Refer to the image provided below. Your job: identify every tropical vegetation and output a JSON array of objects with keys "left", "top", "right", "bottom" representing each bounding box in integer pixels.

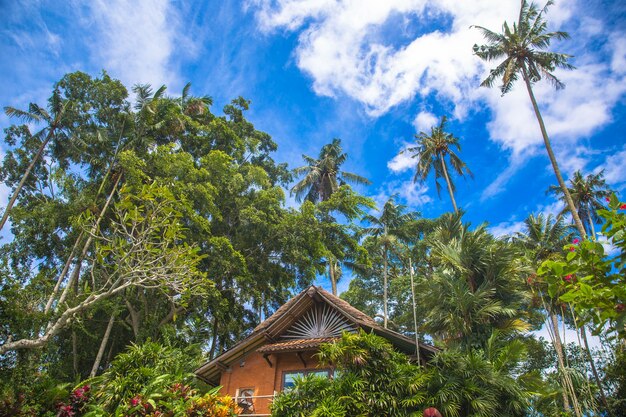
[{"left": 1, "top": 1, "right": 625, "bottom": 416}]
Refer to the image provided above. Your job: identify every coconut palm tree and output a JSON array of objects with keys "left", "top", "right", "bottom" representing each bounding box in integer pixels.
[
  {"left": 291, "top": 138, "right": 370, "bottom": 203},
  {"left": 549, "top": 170, "right": 613, "bottom": 239},
  {"left": 472, "top": 0, "right": 587, "bottom": 238},
  {"left": 291, "top": 139, "right": 371, "bottom": 295},
  {"left": 405, "top": 116, "right": 472, "bottom": 213},
  {"left": 1, "top": 90, "right": 70, "bottom": 232},
  {"left": 362, "top": 197, "right": 418, "bottom": 328}
]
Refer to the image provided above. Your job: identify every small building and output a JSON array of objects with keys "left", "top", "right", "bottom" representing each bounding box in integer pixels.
[{"left": 195, "top": 285, "right": 436, "bottom": 416}]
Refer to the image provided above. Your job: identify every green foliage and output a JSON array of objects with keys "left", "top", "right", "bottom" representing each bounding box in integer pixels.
[
  {"left": 272, "top": 331, "right": 428, "bottom": 417},
  {"left": 539, "top": 196, "right": 626, "bottom": 337}
]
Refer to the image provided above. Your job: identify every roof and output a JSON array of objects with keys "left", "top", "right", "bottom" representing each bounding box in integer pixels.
[
  {"left": 195, "top": 285, "right": 438, "bottom": 384},
  {"left": 256, "top": 337, "right": 338, "bottom": 354}
]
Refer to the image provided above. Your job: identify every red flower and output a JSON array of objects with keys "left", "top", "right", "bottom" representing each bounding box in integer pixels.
[
  {"left": 424, "top": 408, "right": 443, "bottom": 417},
  {"left": 606, "top": 197, "right": 611, "bottom": 202},
  {"left": 616, "top": 303, "right": 625, "bottom": 313},
  {"left": 620, "top": 204, "right": 626, "bottom": 210},
  {"left": 572, "top": 238, "right": 579, "bottom": 244},
  {"left": 130, "top": 396, "right": 141, "bottom": 407},
  {"left": 563, "top": 275, "right": 573, "bottom": 283},
  {"left": 569, "top": 246, "right": 575, "bottom": 252}
]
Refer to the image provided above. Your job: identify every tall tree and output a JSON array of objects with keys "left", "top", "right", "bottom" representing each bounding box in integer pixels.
[
  {"left": 513, "top": 214, "right": 584, "bottom": 415},
  {"left": 0, "top": 91, "right": 70, "bottom": 232},
  {"left": 405, "top": 116, "right": 472, "bottom": 213},
  {"left": 549, "top": 170, "right": 613, "bottom": 238},
  {"left": 362, "top": 197, "right": 418, "bottom": 328},
  {"left": 472, "top": 0, "right": 586, "bottom": 238},
  {"left": 291, "top": 138, "right": 371, "bottom": 295},
  {"left": 291, "top": 138, "right": 370, "bottom": 203}
]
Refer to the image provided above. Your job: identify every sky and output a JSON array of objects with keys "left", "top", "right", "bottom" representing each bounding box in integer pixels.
[{"left": 1, "top": 0, "right": 626, "bottom": 297}]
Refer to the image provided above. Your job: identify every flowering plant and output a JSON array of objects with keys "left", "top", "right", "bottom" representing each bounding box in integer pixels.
[{"left": 538, "top": 194, "right": 626, "bottom": 338}]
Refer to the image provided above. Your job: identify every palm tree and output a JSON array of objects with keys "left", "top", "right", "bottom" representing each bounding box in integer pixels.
[
  {"left": 291, "top": 139, "right": 370, "bottom": 295},
  {"left": 472, "top": 0, "right": 587, "bottom": 238},
  {"left": 1, "top": 90, "right": 70, "bottom": 232},
  {"left": 513, "top": 214, "right": 585, "bottom": 416},
  {"left": 420, "top": 220, "right": 528, "bottom": 347},
  {"left": 405, "top": 116, "right": 472, "bottom": 213},
  {"left": 549, "top": 170, "right": 613, "bottom": 239},
  {"left": 291, "top": 138, "right": 370, "bottom": 203},
  {"left": 362, "top": 197, "right": 418, "bottom": 328}
]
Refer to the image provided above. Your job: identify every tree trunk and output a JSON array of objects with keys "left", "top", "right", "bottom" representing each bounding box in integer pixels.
[
  {"left": 0, "top": 125, "right": 55, "bottom": 232},
  {"left": 581, "top": 325, "right": 611, "bottom": 415},
  {"left": 72, "top": 330, "right": 79, "bottom": 377},
  {"left": 587, "top": 211, "right": 596, "bottom": 240},
  {"left": 329, "top": 258, "right": 337, "bottom": 296},
  {"left": 439, "top": 152, "right": 458, "bottom": 213},
  {"left": 90, "top": 312, "right": 116, "bottom": 377},
  {"left": 44, "top": 231, "right": 84, "bottom": 314},
  {"left": 208, "top": 316, "right": 219, "bottom": 359},
  {"left": 55, "top": 173, "right": 122, "bottom": 312},
  {"left": 125, "top": 299, "right": 140, "bottom": 340},
  {"left": 409, "top": 258, "right": 421, "bottom": 365},
  {"left": 521, "top": 65, "right": 586, "bottom": 238},
  {"left": 549, "top": 308, "right": 571, "bottom": 412},
  {"left": 383, "top": 246, "right": 388, "bottom": 328}
]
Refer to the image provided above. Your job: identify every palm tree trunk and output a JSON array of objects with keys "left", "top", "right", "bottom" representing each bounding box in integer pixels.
[
  {"left": 439, "top": 152, "right": 458, "bottom": 213},
  {"left": 90, "top": 312, "right": 116, "bottom": 377},
  {"left": 383, "top": 246, "right": 389, "bottom": 328},
  {"left": 0, "top": 127, "right": 55, "bottom": 232},
  {"left": 580, "top": 325, "right": 611, "bottom": 415},
  {"left": 521, "top": 65, "right": 586, "bottom": 238},
  {"left": 409, "top": 258, "right": 421, "bottom": 365},
  {"left": 549, "top": 310, "right": 571, "bottom": 412},
  {"left": 587, "top": 211, "right": 596, "bottom": 240},
  {"left": 329, "top": 258, "right": 337, "bottom": 296}
]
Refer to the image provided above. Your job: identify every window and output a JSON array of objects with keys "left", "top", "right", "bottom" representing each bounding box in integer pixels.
[{"left": 282, "top": 369, "right": 332, "bottom": 390}]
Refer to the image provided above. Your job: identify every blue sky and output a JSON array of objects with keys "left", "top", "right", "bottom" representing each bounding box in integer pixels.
[{"left": 1, "top": 0, "right": 626, "bottom": 295}]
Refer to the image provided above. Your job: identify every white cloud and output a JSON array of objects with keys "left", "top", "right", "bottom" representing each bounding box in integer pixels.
[
  {"left": 387, "top": 145, "right": 415, "bottom": 173},
  {"left": 86, "top": 0, "right": 181, "bottom": 88},
  {"left": 489, "top": 220, "right": 524, "bottom": 238},
  {"left": 372, "top": 179, "right": 432, "bottom": 211},
  {"left": 249, "top": 0, "right": 626, "bottom": 199},
  {"left": 413, "top": 110, "right": 437, "bottom": 132},
  {"left": 598, "top": 146, "right": 626, "bottom": 187}
]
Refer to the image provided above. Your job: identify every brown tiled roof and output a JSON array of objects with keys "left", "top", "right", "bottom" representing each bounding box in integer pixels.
[
  {"left": 315, "top": 286, "right": 378, "bottom": 327},
  {"left": 257, "top": 337, "right": 339, "bottom": 354}
]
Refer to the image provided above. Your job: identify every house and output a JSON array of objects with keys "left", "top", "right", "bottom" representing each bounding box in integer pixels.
[{"left": 195, "top": 285, "right": 437, "bottom": 416}]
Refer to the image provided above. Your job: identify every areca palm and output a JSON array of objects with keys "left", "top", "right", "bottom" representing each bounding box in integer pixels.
[
  {"left": 420, "top": 222, "right": 528, "bottom": 347},
  {"left": 549, "top": 170, "right": 613, "bottom": 238},
  {"left": 405, "top": 116, "right": 472, "bottom": 213},
  {"left": 291, "top": 138, "right": 370, "bottom": 203},
  {"left": 513, "top": 214, "right": 586, "bottom": 415},
  {"left": 472, "top": 0, "right": 587, "bottom": 238},
  {"left": 362, "top": 197, "right": 418, "bottom": 328}
]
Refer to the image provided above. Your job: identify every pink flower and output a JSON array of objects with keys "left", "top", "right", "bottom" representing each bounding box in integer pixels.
[
  {"left": 572, "top": 238, "right": 579, "bottom": 244},
  {"left": 563, "top": 275, "right": 573, "bottom": 283},
  {"left": 606, "top": 197, "right": 611, "bottom": 202},
  {"left": 130, "top": 396, "right": 141, "bottom": 407}
]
